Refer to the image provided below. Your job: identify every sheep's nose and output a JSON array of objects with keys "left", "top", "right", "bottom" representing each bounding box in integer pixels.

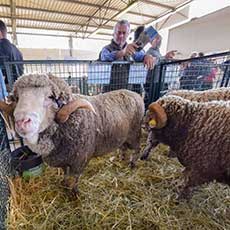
[{"left": 15, "top": 117, "right": 32, "bottom": 130}]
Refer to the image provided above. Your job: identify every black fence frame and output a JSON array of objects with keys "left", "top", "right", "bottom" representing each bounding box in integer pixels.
[
  {"left": 153, "top": 51, "right": 230, "bottom": 101},
  {"left": 3, "top": 51, "right": 230, "bottom": 102}
]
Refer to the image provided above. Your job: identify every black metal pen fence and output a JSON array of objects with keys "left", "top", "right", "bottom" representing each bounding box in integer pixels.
[
  {"left": 3, "top": 51, "right": 230, "bottom": 106},
  {"left": 4, "top": 60, "right": 149, "bottom": 96},
  {"left": 155, "top": 51, "right": 230, "bottom": 100}
]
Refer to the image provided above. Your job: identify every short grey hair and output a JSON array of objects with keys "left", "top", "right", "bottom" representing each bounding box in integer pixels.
[{"left": 114, "top": 20, "right": 130, "bottom": 33}]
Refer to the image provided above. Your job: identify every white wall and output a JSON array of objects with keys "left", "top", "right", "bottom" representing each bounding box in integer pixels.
[
  {"left": 20, "top": 48, "right": 99, "bottom": 60},
  {"left": 167, "top": 6, "right": 230, "bottom": 58},
  {"left": 17, "top": 35, "right": 108, "bottom": 60}
]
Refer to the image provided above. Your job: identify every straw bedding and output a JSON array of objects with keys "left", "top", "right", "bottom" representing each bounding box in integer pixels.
[{"left": 7, "top": 144, "right": 230, "bottom": 229}]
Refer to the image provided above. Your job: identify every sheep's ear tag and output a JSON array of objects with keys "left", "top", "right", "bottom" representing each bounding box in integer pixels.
[{"left": 149, "top": 119, "right": 157, "bottom": 128}]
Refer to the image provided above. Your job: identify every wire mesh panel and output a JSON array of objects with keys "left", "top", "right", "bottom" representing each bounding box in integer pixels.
[
  {"left": 0, "top": 67, "right": 11, "bottom": 230},
  {"left": 158, "top": 52, "right": 230, "bottom": 98},
  {"left": 4, "top": 60, "right": 149, "bottom": 97},
  {"left": 0, "top": 114, "right": 11, "bottom": 230},
  {"left": 3, "top": 53, "right": 230, "bottom": 103}
]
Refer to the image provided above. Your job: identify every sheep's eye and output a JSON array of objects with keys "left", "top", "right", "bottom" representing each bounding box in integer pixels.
[{"left": 44, "top": 96, "right": 55, "bottom": 107}]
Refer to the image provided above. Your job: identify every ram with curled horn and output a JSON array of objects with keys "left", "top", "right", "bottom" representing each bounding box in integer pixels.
[
  {"left": 141, "top": 95, "right": 230, "bottom": 199},
  {"left": 5, "top": 73, "right": 144, "bottom": 193}
]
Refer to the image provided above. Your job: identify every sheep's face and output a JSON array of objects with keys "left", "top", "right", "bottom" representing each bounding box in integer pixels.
[{"left": 14, "top": 86, "right": 58, "bottom": 144}]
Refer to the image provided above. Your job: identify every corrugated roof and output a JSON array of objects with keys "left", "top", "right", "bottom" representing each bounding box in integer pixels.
[{"left": 0, "top": 0, "right": 193, "bottom": 40}]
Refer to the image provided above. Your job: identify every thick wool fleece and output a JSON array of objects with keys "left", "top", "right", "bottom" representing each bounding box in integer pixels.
[
  {"left": 13, "top": 74, "right": 145, "bottom": 181},
  {"left": 13, "top": 73, "right": 72, "bottom": 103},
  {"left": 145, "top": 95, "right": 230, "bottom": 196},
  {"left": 167, "top": 87, "right": 230, "bottom": 102},
  {"left": 40, "top": 90, "right": 145, "bottom": 176}
]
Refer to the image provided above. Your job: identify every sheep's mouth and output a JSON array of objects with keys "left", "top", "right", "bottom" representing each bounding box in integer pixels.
[{"left": 15, "top": 117, "right": 41, "bottom": 139}]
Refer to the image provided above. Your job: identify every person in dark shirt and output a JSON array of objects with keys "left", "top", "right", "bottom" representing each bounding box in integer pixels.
[
  {"left": 0, "top": 20, "right": 24, "bottom": 84},
  {"left": 180, "top": 52, "right": 213, "bottom": 90},
  {"left": 99, "top": 20, "right": 155, "bottom": 92},
  {"left": 99, "top": 20, "right": 154, "bottom": 66}
]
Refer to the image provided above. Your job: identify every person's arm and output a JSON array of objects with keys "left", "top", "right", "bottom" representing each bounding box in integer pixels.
[
  {"left": 133, "top": 50, "right": 155, "bottom": 70},
  {"left": 133, "top": 49, "right": 145, "bottom": 62},
  {"left": 100, "top": 43, "right": 139, "bottom": 61},
  {"left": 146, "top": 48, "right": 161, "bottom": 64},
  {"left": 0, "top": 69, "right": 8, "bottom": 99},
  {"left": 100, "top": 47, "right": 117, "bottom": 61}
]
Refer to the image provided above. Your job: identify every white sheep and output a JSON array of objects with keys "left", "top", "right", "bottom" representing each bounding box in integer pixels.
[{"left": 0, "top": 74, "right": 145, "bottom": 193}]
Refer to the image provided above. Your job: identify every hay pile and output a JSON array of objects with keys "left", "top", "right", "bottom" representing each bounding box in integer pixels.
[{"left": 8, "top": 144, "right": 230, "bottom": 229}]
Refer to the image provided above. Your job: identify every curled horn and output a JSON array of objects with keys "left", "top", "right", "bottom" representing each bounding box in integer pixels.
[
  {"left": 147, "top": 102, "right": 167, "bottom": 129},
  {"left": 56, "top": 99, "right": 96, "bottom": 123}
]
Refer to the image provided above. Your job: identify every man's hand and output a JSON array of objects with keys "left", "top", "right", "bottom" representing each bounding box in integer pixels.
[
  {"left": 116, "top": 43, "right": 139, "bottom": 59},
  {"left": 165, "top": 50, "right": 177, "bottom": 59},
  {"left": 123, "top": 43, "right": 139, "bottom": 56},
  {"left": 144, "top": 55, "right": 156, "bottom": 70}
]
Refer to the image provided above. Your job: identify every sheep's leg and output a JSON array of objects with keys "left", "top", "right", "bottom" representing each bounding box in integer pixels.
[
  {"left": 177, "top": 168, "right": 195, "bottom": 200},
  {"left": 215, "top": 171, "right": 230, "bottom": 185},
  {"left": 62, "top": 166, "right": 78, "bottom": 191},
  {"left": 178, "top": 167, "right": 208, "bottom": 200},
  {"left": 168, "top": 149, "right": 177, "bottom": 158},
  {"left": 70, "top": 158, "right": 90, "bottom": 195},
  {"left": 71, "top": 176, "right": 80, "bottom": 195},
  {"left": 128, "top": 129, "right": 142, "bottom": 168},
  {"left": 62, "top": 166, "right": 71, "bottom": 188},
  {"left": 129, "top": 145, "right": 141, "bottom": 168},
  {"left": 225, "top": 174, "right": 230, "bottom": 185},
  {"left": 141, "top": 132, "right": 159, "bottom": 160},
  {"left": 61, "top": 166, "right": 81, "bottom": 195},
  {"left": 119, "top": 144, "right": 128, "bottom": 161},
  {"left": 177, "top": 184, "right": 194, "bottom": 200}
]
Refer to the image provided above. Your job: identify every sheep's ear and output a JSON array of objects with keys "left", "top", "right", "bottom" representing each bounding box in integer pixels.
[
  {"left": 147, "top": 102, "right": 167, "bottom": 129},
  {"left": 56, "top": 99, "right": 96, "bottom": 123},
  {"left": 7, "top": 94, "right": 17, "bottom": 102},
  {"left": 0, "top": 100, "right": 16, "bottom": 116}
]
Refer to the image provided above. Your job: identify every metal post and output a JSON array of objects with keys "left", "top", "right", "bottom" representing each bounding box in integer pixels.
[
  {"left": 82, "top": 76, "right": 88, "bottom": 95},
  {"left": 220, "top": 64, "right": 230, "bottom": 87},
  {"left": 148, "top": 63, "right": 164, "bottom": 103},
  {"left": 68, "top": 36, "right": 73, "bottom": 58},
  {"left": 10, "top": 0, "right": 18, "bottom": 46}
]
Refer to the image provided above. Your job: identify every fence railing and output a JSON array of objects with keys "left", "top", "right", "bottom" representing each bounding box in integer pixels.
[
  {"left": 4, "top": 60, "right": 147, "bottom": 93},
  {"left": 155, "top": 51, "right": 230, "bottom": 99},
  {"left": 3, "top": 51, "right": 230, "bottom": 104}
]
